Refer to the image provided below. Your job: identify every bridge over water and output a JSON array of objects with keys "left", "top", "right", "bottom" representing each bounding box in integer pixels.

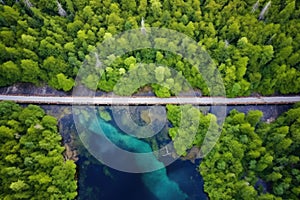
[{"left": 0, "top": 95, "right": 299, "bottom": 105}]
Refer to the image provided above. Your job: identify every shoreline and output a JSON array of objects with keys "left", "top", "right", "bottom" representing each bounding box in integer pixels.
[{"left": 1, "top": 82, "right": 300, "bottom": 98}]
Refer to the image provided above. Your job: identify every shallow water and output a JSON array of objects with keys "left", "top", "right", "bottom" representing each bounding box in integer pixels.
[
  {"left": 40, "top": 104, "right": 293, "bottom": 200},
  {"left": 74, "top": 109, "right": 206, "bottom": 200}
]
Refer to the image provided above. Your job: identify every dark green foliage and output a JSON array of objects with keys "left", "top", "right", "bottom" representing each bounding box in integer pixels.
[
  {"left": 197, "top": 106, "right": 300, "bottom": 200},
  {"left": 0, "top": 61, "right": 21, "bottom": 86},
  {"left": 166, "top": 104, "right": 218, "bottom": 156},
  {"left": 0, "top": 101, "right": 77, "bottom": 199},
  {"left": 167, "top": 104, "right": 300, "bottom": 199},
  {"left": 0, "top": 0, "right": 299, "bottom": 96}
]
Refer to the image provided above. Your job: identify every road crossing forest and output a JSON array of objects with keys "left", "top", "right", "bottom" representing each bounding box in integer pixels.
[{"left": 0, "top": 95, "right": 300, "bottom": 105}]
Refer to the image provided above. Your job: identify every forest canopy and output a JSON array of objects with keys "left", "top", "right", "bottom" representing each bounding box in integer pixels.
[
  {"left": 167, "top": 104, "right": 300, "bottom": 199},
  {"left": 0, "top": 101, "right": 77, "bottom": 199},
  {"left": 0, "top": 0, "right": 299, "bottom": 96}
]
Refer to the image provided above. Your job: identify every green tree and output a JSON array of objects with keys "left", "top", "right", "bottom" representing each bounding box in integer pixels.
[
  {"left": 42, "top": 56, "right": 68, "bottom": 78},
  {"left": 56, "top": 73, "right": 74, "bottom": 92},
  {"left": 0, "top": 102, "right": 77, "bottom": 199},
  {"left": 20, "top": 59, "right": 40, "bottom": 84},
  {"left": 21, "top": 34, "right": 39, "bottom": 50},
  {"left": 246, "top": 110, "right": 263, "bottom": 127},
  {"left": 0, "top": 61, "right": 21, "bottom": 86}
]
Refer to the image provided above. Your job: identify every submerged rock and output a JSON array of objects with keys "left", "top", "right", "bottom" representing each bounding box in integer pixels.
[
  {"left": 64, "top": 143, "right": 79, "bottom": 162},
  {"left": 182, "top": 146, "right": 201, "bottom": 164}
]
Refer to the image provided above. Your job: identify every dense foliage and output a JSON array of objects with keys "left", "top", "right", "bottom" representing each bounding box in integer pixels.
[
  {"left": 0, "top": 101, "right": 77, "bottom": 199},
  {"left": 166, "top": 104, "right": 218, "bottom": 156},
  {"left": 168, "top": 104, "right": 300, "bottom": 199},
  {"left": 0, "top": 0, "right": 299, "bottom": 96}
]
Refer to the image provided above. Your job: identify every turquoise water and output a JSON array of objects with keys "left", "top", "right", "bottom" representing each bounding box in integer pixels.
[
  {"left": 87, "top": 116, "right": 188, "bottom": 200},
  {"left": 75, "top": 110, "right": 207, "bottom": 200}
]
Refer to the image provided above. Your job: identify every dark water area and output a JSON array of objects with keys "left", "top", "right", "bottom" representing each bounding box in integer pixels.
[
  {"left": 76, "top": 109, "right": 201, "bottom": 200},
  {"left": 167, "top": 160, "right": 207, "bottom": 200},
  {"left": 36, "top": 104, "right": 295, "bottom": 200},
  {"left": 77, "top": 159, "right": 157, "bottom": 200},
  {"left": 40, "top": 105, "right": 207, "bottom": 200},
  {"left": 77, "top": 158, "right": 206, "bottom": 200}
]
